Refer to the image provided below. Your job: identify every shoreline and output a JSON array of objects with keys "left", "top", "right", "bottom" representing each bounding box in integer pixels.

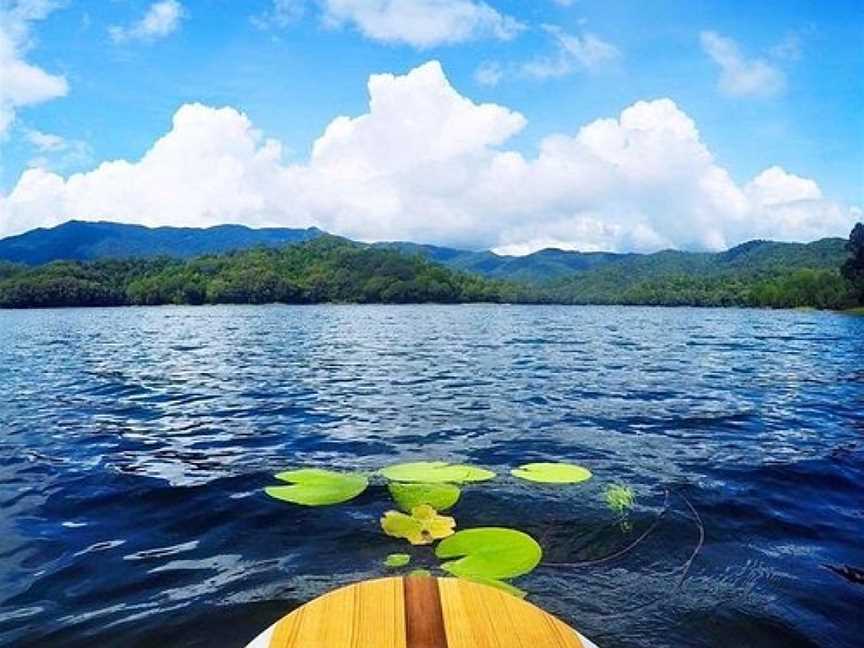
[{"left": 2, "top": 302, "right": 862, "bottom": 313}]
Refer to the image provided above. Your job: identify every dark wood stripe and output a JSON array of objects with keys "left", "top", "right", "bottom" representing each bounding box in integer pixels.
[{"left": 404, "top": 576, "right": 448, "bottom": 648}]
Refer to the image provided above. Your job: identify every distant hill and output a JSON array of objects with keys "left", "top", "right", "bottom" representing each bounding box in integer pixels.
[
  {"left": 0, "top": 220, "right": 849, "bottom": 286},
  {"left": 374, "top": 241, "right": 628, "bottom": 282},
  {"left": 0, "top": 235, "right": 856, "bottom": 310},
  {"left": 537, "top": 237, "right": 852, "bottom": 307},
  {"left": 0, "top": 220, "right": 322, "bottom": 265},
  {"left": 379, "top": 237, "right": 848, "bottom": 284}
]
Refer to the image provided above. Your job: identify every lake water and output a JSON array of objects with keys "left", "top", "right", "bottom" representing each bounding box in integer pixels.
[{"left": 0, "top": 305, "right": 862, "bottom": 647}]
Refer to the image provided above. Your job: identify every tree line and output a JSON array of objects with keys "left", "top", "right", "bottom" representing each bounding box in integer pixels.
[
  {"left": 0, "top": 237, "right": 529, "bottom": 308},
  {"left": 0, "top": 225, "right": 862, "bottom": 310}
]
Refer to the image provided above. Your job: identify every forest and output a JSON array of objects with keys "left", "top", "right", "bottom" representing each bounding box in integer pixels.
[{"left": 0, "top": 225, "right": 862, "bottom": 310}]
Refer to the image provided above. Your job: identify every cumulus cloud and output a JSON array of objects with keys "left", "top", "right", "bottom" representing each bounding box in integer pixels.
[
  {"left": 319, "top": 0, "right": 523, "bottom": 48},
  {"left": 700, "top": 30, "right": 785, "bottom": 97},
  {"left": 0, "top": 0, "right": 68, "bottom": 136},
  {"left": 0, "top": 61, "right": 858, "bottom": 253},
  {"left": 109, "top": 0, "right": 185, "bottom": 44}
]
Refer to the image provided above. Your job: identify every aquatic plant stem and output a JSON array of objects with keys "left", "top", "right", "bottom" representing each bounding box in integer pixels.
[
  {"left": 540, "top": 489, "right": 670, "bottom": 568},
  {"left": 673, "top": 489, "right": 705, "bottom": 591},
  {"left": 562, "top": 489, "right": 705, "bottom": 620}
]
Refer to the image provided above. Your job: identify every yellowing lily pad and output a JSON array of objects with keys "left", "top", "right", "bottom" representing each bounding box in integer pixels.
[
  {"left": 435, "top": 527, "right": 542, "bottom": 580},
  {"left": 380, "top": 462, "right": 495, "bottom": 484},
  {"left": 264, "top": 468, "right": 368, "bottom": 506},
  {"left": 384, "top": 553, "right": 411, "bottom": 568},
  {"left": 389, "top": 482, "right": 461, "bottom": 512},
  {"left": 380, "top": 505, "right": 456, "bottom": 545},
  {"left": 511, "top": 462, "right": 592, "bottom": 484}
]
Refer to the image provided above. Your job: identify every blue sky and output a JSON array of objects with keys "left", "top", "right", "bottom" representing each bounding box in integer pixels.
[{"left": 0, "top": 0, "right": 861, "bottom": 253}]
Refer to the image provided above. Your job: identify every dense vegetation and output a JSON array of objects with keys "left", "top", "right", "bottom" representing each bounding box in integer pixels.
[
  {"left": 0, "top": 237, "right": 522, "bottom": 308},
  {"left": 0, "top": 225, "right": 861, "bottom": 310},
  {"left": 2, "top": 220, "right": 851, "bottom": 284},
  {"left": 384, "top": 236, "right": 852, "bottom": 284},
  {"left": 542, "top": 237, "right": 859, "bottom": 309},
  {"left": 841, "top": 223, "right": 864, "bottom": 304}
]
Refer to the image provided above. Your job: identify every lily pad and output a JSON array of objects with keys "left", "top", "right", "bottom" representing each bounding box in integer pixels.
[
  {"left": 384, "top": 553, "right": 411, "bottom": 568},
  {"left": 511, "top": 462, "right": 592, "bottom": 484},
  {"left": 435, "top": 527, "right": 542, "bottom": 580},
  {"left": 409, "top": 569, "right": 432, "bottom": 577},
  {"left": 381, "top": 505, "right": 456, "bottom": 545},
  {"left": 461, "top": 576, "right": 526, "bottom": 599},
  {"left": 389, "top": 482, "right": 461, "bottom": 512},
  {"left": 605, "top": 483, "right": 635, "bottom": 513},
  {"left": 264, "top": 468, "right": 368, "bottom": 506},
  {"left": 380, "top": 462, "right": 495, "bottom": 484}
]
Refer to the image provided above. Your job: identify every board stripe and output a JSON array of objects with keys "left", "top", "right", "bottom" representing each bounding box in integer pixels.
[{"left": 404, "top": 576, "right": 448, "bottom": 648}]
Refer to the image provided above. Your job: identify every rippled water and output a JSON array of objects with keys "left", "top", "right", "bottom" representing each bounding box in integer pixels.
[{"left": 0, "top": 305, "right": 862, "bottom": 647}]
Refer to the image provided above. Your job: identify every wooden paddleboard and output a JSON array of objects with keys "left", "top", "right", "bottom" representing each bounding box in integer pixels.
[{"left": 247, "top": 576, "right": 598, "bottom": 648}]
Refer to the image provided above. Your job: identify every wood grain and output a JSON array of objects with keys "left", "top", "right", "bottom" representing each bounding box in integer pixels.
[
  {"left": 404, "top": 576, "right": 448, "bottom": 648},
  {"left": 258, "top": 576, "right": 593, "bottom": 648}
]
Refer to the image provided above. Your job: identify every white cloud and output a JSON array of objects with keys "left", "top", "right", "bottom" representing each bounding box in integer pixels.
[
  {"left": 251, "top": 0, "right": 305, "bottom": 30},
  {"left": 24, "top": 128, "right": 92, "bottom": 171},
  {"left": 745, "top": 166, "right": 821, "bottom": 206},
  {"left": 109, "top": 0, "right": 185, "bottom": 44},
  {"left": 474, "top": 25, "right": 619, "bottom": 87},
  {"left": 0, "top": 0, "right": 68, "bottom": 136},
  {"left": 1, "top": 60, "right": 858, "bottom": 253},
  {"left": 521, "top": 24, "right": 619, "bottom": 79},
  {"left": 700, "top": 30, "right": 785, "bottom": 97},
  {"left": 473, "top": 60, "right": 503, "bottom": 86},
  {"left": 319, "top": 0, "right": 523, "bottom": 48},
  {"left": 24, "top": 127, "right": 64, "bottom": 150}
]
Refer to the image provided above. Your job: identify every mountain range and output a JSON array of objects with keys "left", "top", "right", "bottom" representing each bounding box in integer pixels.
[{"left": 0, "top": 220, "right": 848, "bottom": 284}]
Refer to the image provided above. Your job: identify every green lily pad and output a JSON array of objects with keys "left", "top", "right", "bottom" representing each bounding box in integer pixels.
[
  {"left": 381, "top": 505, "right": 456, "bottom": 545},
  {"left": 461, "top": 576, "right": 527, "bottom": 599},
  {"left": 264, "top": 468, "right": 368, "bottom": 506},
  {"left": 389, "top": 482, "right": 461, "bottom": 512},
  {"left": 409, "top": 569, "right": 432, "bottom": 577},
  {"left": 380, "top": 461, "right": 495, "bottom": 484},
  {"left": 384, "top": 553, "right": 411, "bottom": 568},
  {"left": 605, "top": 483, "right": 635, "bottom": 513},
  {"left": 511, "top": 462, "right": 592, "bottom": 484},
  {"left": 435, "top": 527, "right": 542, "bottom": 580}
]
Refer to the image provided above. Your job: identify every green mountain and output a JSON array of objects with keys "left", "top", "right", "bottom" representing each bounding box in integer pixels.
[
  {"left": 0, "top": 220, "right": 857, "bottom": 310},
  {"left": 543, "top": 238, "right": 852, "bottom": 308},
  {"left": 374, "top": 241, "right": 627, "bottom": 282},
  {"left": 0, "top": 236, "right": 514, "bottom": 309},
  {"left": 0, "top": 234, "right": 857, "bottom": 310},
  {"left": 0, "top": 221, "right": 849, "bottom": 286},
  {"left": 380, "top": 237, "right": 849, "bottom": 290},
  {"left": 0, "top": 220, "right": 322, "bottom": 265}
]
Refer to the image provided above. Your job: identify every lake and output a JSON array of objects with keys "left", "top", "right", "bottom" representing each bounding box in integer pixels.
[{"left": 0, "top": 305, "right": 861, "bottom": 647}]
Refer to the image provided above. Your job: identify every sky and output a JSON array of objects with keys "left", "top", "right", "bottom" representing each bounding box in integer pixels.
[{"left": 0, "top": 0, "right": 861, "bottom": 254}]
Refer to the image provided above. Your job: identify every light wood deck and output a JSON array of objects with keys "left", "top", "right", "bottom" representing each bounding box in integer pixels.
[{"left": 247, "top": 576, "right": 598, "bottom": 648}]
